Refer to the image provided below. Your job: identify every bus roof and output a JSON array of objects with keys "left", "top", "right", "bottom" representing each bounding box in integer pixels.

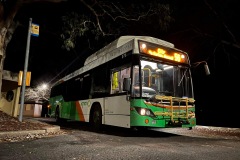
[
  {"left": 84, "top": 36, "right": 174, "bottom": 65},
  {"left": 56, "top": 36, "right": 175, "bottom": 84}
]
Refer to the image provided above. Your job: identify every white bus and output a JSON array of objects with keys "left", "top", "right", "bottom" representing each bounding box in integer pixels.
[{"left": 49, "top": 36, "right": 200, "bottom": 130}]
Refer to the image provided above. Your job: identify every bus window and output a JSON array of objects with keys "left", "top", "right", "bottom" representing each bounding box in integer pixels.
[
  {"left": 111, "top": 67, "right": 131, "bottom": 94},
  {"left": 111, "top": 71, "right": 119, "bottom": 94},
  {"left": 81, "top": 74, "right": 91, "bottom": 99},
  {"left": 120, "top": 67, "right": 131, "bottom": 92},
  {"left": 133, "top": 66, "right": 140, "bottom": 86},
  {"left": 91, "top": 65, "right": 109, "bottom": 98},
  {"left": 143, "top": 67, "right": 151, "bottom": 87}
]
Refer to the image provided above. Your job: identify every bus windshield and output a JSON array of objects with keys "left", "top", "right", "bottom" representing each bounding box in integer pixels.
[{"left": 132, "top": 60, "right": 194, "bottom": 99}]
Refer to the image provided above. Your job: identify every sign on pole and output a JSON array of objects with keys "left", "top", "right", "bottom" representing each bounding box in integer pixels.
[
  {"left": 31, "top": 23, "right": 39, "bottom": 37},
  {"left": 19, "top": 19, "right": 39, "bottom": 122},
  {"left": 18, "top": 71, "right": 31, "bottom": 86}
]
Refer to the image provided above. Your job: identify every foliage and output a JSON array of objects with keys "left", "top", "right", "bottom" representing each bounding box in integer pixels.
[
  {"left": 24, "top": 83, "right": 50, "bottom": 103},
  {"left": 60, "top": 0, "right": 173, "bottom": 51}
]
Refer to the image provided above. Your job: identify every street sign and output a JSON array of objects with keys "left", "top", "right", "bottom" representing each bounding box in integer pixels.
[
  {"left": 31, "top": 23, "right": 39, "bottom": 37},
  {"left": 18, "top": 71, "right": 31, "bottom": 86}
]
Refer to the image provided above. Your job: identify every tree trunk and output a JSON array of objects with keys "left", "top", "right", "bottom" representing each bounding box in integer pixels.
[
  {"left": 0, "top": 21, "right": 20, "bottom": 99},
  {"left": 0, "top": 0, "right": 20, "bottom": 99},
  {"left": 0, "top": 26, "right": 8, "bottom": 99}
]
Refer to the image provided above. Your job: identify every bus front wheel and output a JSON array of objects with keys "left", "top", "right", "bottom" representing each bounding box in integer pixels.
[{"left": 90, "top": 105, "right": 102, "bottom": 131}]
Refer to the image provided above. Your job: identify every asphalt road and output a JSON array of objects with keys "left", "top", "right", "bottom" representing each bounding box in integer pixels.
[{"left": 0, "top": 119, "right": 240, "bottom": 160}]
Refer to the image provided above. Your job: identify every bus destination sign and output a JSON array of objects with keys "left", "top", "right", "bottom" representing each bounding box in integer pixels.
[{"left": 139, "top": 41, "right": 188, "bottom": 64}]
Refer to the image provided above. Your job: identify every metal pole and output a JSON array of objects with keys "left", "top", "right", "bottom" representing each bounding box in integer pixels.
[{"left": 19, "top": 18, "right": 32, "bottom": 122}]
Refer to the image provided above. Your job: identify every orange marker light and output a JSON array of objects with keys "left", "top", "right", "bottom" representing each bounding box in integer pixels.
[{"left": 145, "top": 119, "right": 149, "bottom": 124}]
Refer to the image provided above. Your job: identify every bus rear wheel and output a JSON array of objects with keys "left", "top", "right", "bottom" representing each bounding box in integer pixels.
[{"left": 90, "top": 105, "right": 102, "bottom": 131}]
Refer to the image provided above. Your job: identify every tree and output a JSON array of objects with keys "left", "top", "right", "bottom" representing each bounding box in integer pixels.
[
  {"left": 24, "top": 83, "right": 50, "bottom": 102},
  {"left": 0, "top": 0, "right": 173, "bottom": 99},
  {"left": 0, "top": 0, "right": 20, "bottom": 99},
  {"left": 61, "top": 0, "right": 173, "bottom": 51}
]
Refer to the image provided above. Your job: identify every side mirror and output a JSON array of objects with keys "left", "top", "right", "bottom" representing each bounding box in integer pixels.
[
  {"left": 157, "top": 63, "right": 164, "bottom": 70},
  {"left": 192, "top": 61, "right": 210, "bottom": 75},
  {"left": 204, "top": 63, "right": 210, "bottom": 75},
  {"left": 123, "top": 78, "right": 131, "bottom": 92}
]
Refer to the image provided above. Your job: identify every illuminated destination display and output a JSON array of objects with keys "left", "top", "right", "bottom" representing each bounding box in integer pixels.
[{"left": 139, "top": 41, "right": 188, "bottom": 64}]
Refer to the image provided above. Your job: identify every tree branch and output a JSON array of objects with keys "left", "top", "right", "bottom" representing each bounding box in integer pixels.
[{"left": 204, "top": 0, "right": 237, "bottom": 43}]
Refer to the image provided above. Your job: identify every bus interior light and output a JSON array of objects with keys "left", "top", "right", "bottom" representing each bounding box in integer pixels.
[
  {"left": 141, "top": 43, "right": 147, "bottom": 49},
  {"left": 163, "top": 66, "right": 173, "bottom": 70}
]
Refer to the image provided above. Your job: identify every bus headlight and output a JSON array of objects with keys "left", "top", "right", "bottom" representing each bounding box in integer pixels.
[{"left": 135, "top": 107, "right": 155, "bottom": 117}]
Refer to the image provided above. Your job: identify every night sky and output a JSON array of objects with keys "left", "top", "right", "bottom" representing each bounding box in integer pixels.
[
  {"left": 5, "top": 2, "right": 72, "bottom": 86},
  {"left": 3, "top": 0, "right": 240, "bottom": 127}
]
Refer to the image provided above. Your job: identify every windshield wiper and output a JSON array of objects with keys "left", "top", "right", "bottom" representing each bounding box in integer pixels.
[
  {"left": 178, "top": 68, "right": 188, "bottom": 86},
  {"left": 158, "top": 91, "right": 173, "bottom": 96}
]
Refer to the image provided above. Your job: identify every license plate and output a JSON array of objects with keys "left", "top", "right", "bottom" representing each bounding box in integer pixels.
[{"left": 152, "top": 120, "right": 156, "bottom": 124}]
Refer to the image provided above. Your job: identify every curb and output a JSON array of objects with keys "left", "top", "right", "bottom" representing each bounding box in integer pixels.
[
  {"left": 0, "top": 125, "right": 60, "bottom": 138},
  {"left": 195, "top": 125, "right": 240, "bottom": 133},
  {"left": 43, "top": 126, "right": 61, "bottom": 133}
]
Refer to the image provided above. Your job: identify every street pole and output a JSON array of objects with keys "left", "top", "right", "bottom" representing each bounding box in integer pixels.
[{"left": 19, "top": 18, "right": 32, "bottom": 122}]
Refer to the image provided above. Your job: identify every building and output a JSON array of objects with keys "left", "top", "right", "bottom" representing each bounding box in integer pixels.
[{"left": 0, "top": 70, "right": 43, "bottom": 118}]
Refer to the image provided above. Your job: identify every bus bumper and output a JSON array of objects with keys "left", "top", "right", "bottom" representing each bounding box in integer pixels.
[{"left": 131, "top": 116, "right": 196, "bottom": 128}]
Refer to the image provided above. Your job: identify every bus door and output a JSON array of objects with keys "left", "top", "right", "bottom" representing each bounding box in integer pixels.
[{"left": 104, "top": 67, "right": 131, "bottom": 128}]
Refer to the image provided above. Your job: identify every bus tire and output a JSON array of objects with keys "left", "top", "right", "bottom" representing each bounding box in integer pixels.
[{"left": 90, "top": 105, "right": 102, "bottom": 131}]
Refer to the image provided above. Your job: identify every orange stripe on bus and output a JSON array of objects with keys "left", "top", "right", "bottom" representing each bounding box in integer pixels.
[{"left": 76, "top": 101, "right": 85, "bottom": 122}]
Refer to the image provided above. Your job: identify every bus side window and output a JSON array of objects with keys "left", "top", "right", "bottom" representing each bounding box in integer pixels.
[
  {"left": 120, "top": 67, "right": 131, "bottom": 92},
  {"left": 91, "top": 65, "right": 109, "bottom": 98},
  {"left": 111, "top": 67, "right": 131, "bottom": 94},
  {"left": 111, "top": 71, "right": 119, "bottom": 94}
]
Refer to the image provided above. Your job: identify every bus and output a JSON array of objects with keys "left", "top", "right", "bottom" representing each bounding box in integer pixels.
[{"left": 49, "top": 36, "right": 206, "bottom": 131}]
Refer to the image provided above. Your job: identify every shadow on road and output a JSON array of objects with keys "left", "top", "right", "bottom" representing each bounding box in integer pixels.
[{"left": 36, "top": 117, "right": 182, "bottom": 138}]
